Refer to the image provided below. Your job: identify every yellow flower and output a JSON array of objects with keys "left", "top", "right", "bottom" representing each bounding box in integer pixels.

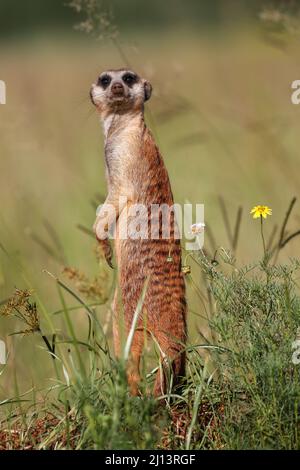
[
  {"left": 182, "top": 265, "right": 191, "bottom": 275},
  {"left": 250, "top": 205, "right": 272, "bottom": 219}
]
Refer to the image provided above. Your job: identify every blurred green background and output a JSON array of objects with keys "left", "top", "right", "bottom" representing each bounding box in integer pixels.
[
  {"left": 1, "top": 0, "right": 300, "bottom": 398},
  {"left": 0, "top": 0, "right": 261, "bottom": 38}
]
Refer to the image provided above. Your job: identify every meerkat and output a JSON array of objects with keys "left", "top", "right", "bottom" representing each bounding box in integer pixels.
[{"left": 90, "top": 69, "right": 187, "bottom": 397}]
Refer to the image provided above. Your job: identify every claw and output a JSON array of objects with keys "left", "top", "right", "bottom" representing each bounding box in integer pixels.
[
  {"left": 98, "top": 238, "right": 114, "bottom": 269},
  {"left": 106, "top": 256, "right": 114, "bottom": 269}
]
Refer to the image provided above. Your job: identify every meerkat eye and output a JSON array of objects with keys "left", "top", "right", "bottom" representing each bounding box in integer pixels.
[
  {"left": 99, "top": 75, "right": 111, "bottom": 88},
  {"left": 122, "top": 73, "right": 137, "bottom": 85}
]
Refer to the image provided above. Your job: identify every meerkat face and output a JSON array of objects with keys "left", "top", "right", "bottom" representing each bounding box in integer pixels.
[{"left": 90, "top": 69, "right": 152, "bottom": 116}]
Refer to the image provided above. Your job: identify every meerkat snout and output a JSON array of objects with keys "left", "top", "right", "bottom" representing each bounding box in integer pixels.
[
  {"left": 111, "top": 81, "right": 125, "bottom": 96},
  {"left": 90, "top": 68, "right": 152, "bottom": 115}
]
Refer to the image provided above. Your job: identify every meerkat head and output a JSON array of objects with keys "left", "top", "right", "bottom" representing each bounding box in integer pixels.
[{"left": 90, "top": 69, "right": 152, "bottom": 117}]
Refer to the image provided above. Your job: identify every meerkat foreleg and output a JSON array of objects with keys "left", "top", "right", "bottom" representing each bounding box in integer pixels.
[{"left": 93, "top": 193, "right": 127, "bottom": 268}]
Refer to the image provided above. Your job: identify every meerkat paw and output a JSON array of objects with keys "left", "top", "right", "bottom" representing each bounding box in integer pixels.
[{"left": 100, "top": 239, "right": 114, "bottom": 269}]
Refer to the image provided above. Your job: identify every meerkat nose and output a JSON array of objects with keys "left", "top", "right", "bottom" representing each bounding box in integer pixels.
[{"left": 111, "top": 82, "right": 124, "bottom": 94}]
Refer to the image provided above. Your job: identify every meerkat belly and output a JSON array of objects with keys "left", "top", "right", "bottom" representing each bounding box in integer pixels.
[
  {"left": 115, "top": 201, "right": 180, "bottom": 270},
  {"left": 115, "top": 215, "right": 184, "bottom": 324}
]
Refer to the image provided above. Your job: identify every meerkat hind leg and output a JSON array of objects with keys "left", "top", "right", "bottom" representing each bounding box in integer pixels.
[
  {"left": 153, "top": 331, "right": 185, "bottom": 398},
  {"left": 112, "top": 290, "right": 145, "bottom": 395},
  {"left": 112, "top": 288, "right": 121, "bottom": 358},
  {"left": 127, "top": 330, "right": 145, "bottom": 396}
]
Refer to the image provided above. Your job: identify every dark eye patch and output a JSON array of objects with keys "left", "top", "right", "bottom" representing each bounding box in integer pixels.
[
  {"left": 98, "top": 74, "right": 111, "bottom": 88},
  {"left": 122, "top": 73, "right": 137, "bottom": 86}
]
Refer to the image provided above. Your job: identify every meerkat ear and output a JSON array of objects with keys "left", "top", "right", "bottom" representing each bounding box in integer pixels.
[{"left": 144, "top": 80, "right": 152, "bottom": 102}]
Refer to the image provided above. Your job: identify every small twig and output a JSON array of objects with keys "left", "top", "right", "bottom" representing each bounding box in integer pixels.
[
  {"left": 232, "top": 206, "right": 243, "bottom": 252},
  {"left": 218, "top": 196, "right": 233, "bottom": 248},
  {"left": 43, "top": 220, "right": 67, "bottom": 265},
  {"left": 204, "top": 223, "right": 217, "bottom": 256},
  {"left": 27, "top": 232, "right": 59, "bottom": 262},
  {"left": 111, "top": 37, "right": 131, "bottom": 68},
  {"left": 280, "top": 229, "right": 300, "bottom": 249},
  {"left": 274, "top": 197, "right": 298, "bottom": 263},
  {"left": 278, "top": 197, "right": 296, "bottom": 248},
  {"left": 76, "top": 224, "right": 94, "bottom": 238},
  {"left": 41, "top": 334, "right": 56, "bottom": 360}
]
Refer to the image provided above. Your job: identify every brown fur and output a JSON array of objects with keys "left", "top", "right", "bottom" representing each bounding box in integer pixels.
[{"left": 91, "top": 69, "right": 187, "bottom": 396}]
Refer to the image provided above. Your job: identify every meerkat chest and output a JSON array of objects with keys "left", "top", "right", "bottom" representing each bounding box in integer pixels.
[{"left": 104, "top": 126, "right": 142, "bottom": 182}]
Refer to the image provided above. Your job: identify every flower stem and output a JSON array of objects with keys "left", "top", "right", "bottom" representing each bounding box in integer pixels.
[{"left": 260, "top": 215, "right": 266, "bottom": 256}]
